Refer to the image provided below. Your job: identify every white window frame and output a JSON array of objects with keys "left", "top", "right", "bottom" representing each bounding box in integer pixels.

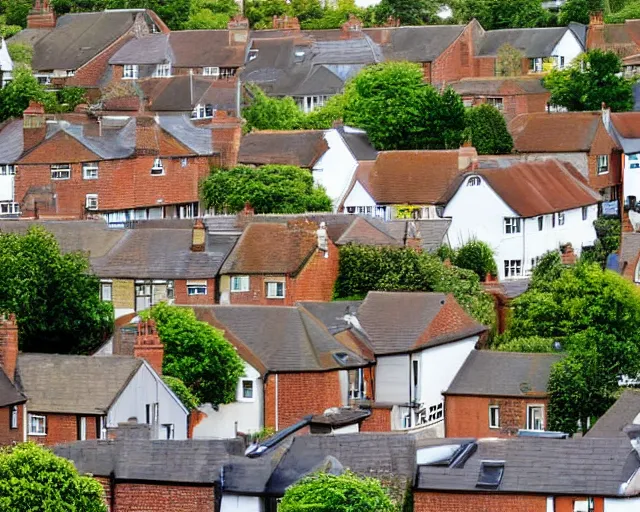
[
  {"left": 582, "top": 206, "right": 588, "bottom": 221},
  {"left": 0, "top": 202, "right": 20, "bottom": 215},
  {"left": 28, "top": 414, "right": 46, "bottom": 436},
  {"left": 78, "top": 416, "right": 87, "bottom": 441},
  {"left": 231, "top": 276, "right": 250, "bottom": 292},
  {"left": 0, "top": 164, "right": 15, "bottom": 175},
  {"left": 489, "top": 405, "right": 500, "bottom": 429},
  {"left": 538, "top": 216, "right": 544, "bottom": 231},
  {"left": 151, "top": 158, "right": 164, "bottom": 175},
  {"left": 467, "top": 176, "right": 481, "bottom": 187},
  {"left": 635, "top": 261, "right": 640, "bottom": 283},
  {"left": 266, "top": 281, "right": 285, "bottom": 299},
  {"left": 187, "top": 281, "right": 207, "bottom": 296},
  {"left": 101, "top": 281, "right": 112, "bottom": 302},
  {"left": 152, "top": 62, "right": 171, "bottom": 78},
  {"left": 558, "top": 211, "right": 565, "bottom": 226},
  {"left": 526, "top": 404, "right": 545, "bottom": 431},
  {"left": 349, "top": 367, "right": 366, "bottom": 400},
  {"left": 162, "top": 423, "right": 175, "bottom": 439},
  {"left": 504, "top": 259, "right": 522, "bottom": 278},
  {"left": 85, "top": 194, "right": 98, "bottom": 211},
  {"left": 123, "top": 64, "right": 139, "bottom": 80},
  {"left": 597, "top": 154, "right": 609, "bottom": 175},
  {"left": 202, "top": 66, "right": 219, "bottom": 77},
  {"left": 486, "top": 97, "right": 504, "bottom": 111},
  {"left": 51, "top": 164, "right": 71, "bottom": 180},
  {"left": 504, "top": 217, "right": 521, "bottom": 234},
  {"left": 82, "top": 162, "right": 98, "bottom": 179},
  {"left": 238, "top": 379, "right": 255, "bottom": 402},
  {"left": 10, "top": 405, "right": 18, "bottom": 429},
  {"left": 99, "top": 416, "right": 107, "bottom": 440},
  {"left": 191, "top": 104, "right": 215, "bottom": 119}
]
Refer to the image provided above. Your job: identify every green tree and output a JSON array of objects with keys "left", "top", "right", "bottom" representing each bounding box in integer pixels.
[
  {"left": 495, "top": 44, "right": 524, "bottom": 77},
  {"left": 450, "top": 0, "right": 549, "bottom": 29},
  {"left": 0, "top": 24, "right": 22, "bottom": 39},
  {"left": 245, "top": 0, "right": 291, "bottom": 28},
  {"left": 0, "top": 443, "right": 107, "bottom": 511},
  {"left": 0, "top": 66, "right": 54, "bottom": 122},
  {"left": 183, "top": 8, "right": 231, "bottom": 28},
  {"left": 373, "top": 0, "right": 439, "bottom": 25},
  {"left": 148, "top": 303, "right": 244, "bottom": 405},
  {"left": 453, "top": 239, "right": 498, "bottom": 279},
  {"left": 201, "top": 165, "right": 333, "bottom": 214},
  {"left": 279, "top": 471, "right": 395, "bottom": 512},
  {"left": 162, "top": 375, "right": 201, "bottom": 410},
  {"left": 465, "top": 104, "right": 513, "bottom": 155},
  {"left": 606, "top": 1, "right": 640, "bottom": 22},
  {"left": 543, "top": 50, "right": 634, "bottom": 112},
  {"left": 56, "top": 86, "right": 88, "bottom": 112},
  {"left": 580, "top": 217, "right": 621, "bottom": 267},
  {"left": 343, "top": 61, "right": 466, "bottom": 150},
  {"left": 0, "top": 227, "right": 114, "bottom": 354},
  {"left": 302, "top": 94, "right": 345, "bottom": 129},
  {"left": 529, "top": 250, "right": 564, "bottom": 290},
  {"left": 495, "top": 335, "right": 556, "bottom": 353},
  {"left": 104, "top": 0, "right": 191, "bottom": 29},
  {"left": 7, "top": 42, "right": 32, "bottom": 66},
  {"left": 243, "top": 86, "right": 305, "bottom": 131},
  {"left": 558, "top": 0, "right": 591, "bottom": 25},
  {"left": 3, "top": 0, "right": 32, "bottom": 27}
]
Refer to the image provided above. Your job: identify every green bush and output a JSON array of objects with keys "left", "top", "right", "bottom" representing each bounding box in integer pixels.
[
  {"left": 453, "top": 240, "right": 497, "bottom": 279},
  {"left": 495, "top": 335, "right": 556, "bottom": 353},
  {"left": 465, "top": 104, "right": 513, "bottom": 155},
  {"left": 162, "top": 375, "right": 201, "bottom": 410}
]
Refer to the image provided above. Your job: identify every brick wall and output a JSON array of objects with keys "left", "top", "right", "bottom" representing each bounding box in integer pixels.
[
  {"left": 474, "top": 57, "right": 497, "bottom": 77},
  {"left": 27, "top": 413, "right": 98, "bottom": 446},
  {"left": 264, "top": 371, "right": 343, "bottom": 430},
  {"left": 555, "top": 496, "right": 604, "bottom": 512},
  {"left": 113, "top": 483, "right": 214, "bottom": 512},
  {"left": 174, "top": 279, "right": 216, "bottom": 305},
  {"left": 360, "top": 407, "right": 391, "bottom": 432},
  {"left": 0, "top": 404, "right": 24, "bottom": 445},
  {"left": 67, "top": 34, "right": 135, "bottom": 89},
  {"left": 444, "top": 395, "right": 549, "bottom": 438},
  {"left": 588, "top": 122, "right": 623, "bottom": 193},
  {"left": 432, "top": 23, "right": 475, "bottom": 85},
  {"left": 414, "top": 491, "right": 547, "bottom": 512}
]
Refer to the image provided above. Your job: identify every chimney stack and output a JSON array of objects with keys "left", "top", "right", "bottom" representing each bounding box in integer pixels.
[
  {"left": 23, "top": 102, "right": 47, "bottom": 153},
  {"left": 589, "top": 11, "right": 604, "bottom": 26},
  {"left": 134, "top": 319, "right": 164, "bottom": 375},
  {"left": 341, "top": 14, "right": 363, "bottom": 35},
  {"left": 135, "top": 116, "right": 160, "bottom": 157},
  {"left": 27, "top": 0, "right": 56, "bottom": 29},
  {"left": 272, "top": 15, "right": 300, "bottom": 31},
  {"left": 227, "top": 15, "right": 249, "bottom": 45},
  {"left": 191, "top": 218, "right": 206, "bottom": 252},
  {"left": 458, "top": 146, "right": 479, "bottom": 171},
  {"left": 212, "top": 111, "right": 242, "bottom": 168},
  {"left": 0, "top": 314, "right": 18, "bottom": 382}
]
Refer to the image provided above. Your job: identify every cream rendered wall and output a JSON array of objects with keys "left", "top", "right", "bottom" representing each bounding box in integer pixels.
[
  {"left": 604, "top": 498, "right": 640, "bottom": 511},
  {"left": 551, "top": 30, "right": 584, "bottom": 68},
  {"left": 342, "top": 181, "right": 377, "bottom": 212}
]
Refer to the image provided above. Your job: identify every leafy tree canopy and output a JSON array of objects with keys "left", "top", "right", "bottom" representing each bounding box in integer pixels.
[
  {"left": 543, "top": 50, "right": 635, "bottom": 112},
  {"left": 495, "top": 335, "right": 556, "bottom": 353},
  {"left": 183, "top": 0, "right": 239, "bottom": 29},
  {"left": 0, "top": 443, "right": 107, "bottom": 511},
  {"left": 453, "top": 239, "right": 498, "bottom": 279},
  {"left": 0, "top": 226, "right": 114, "bottom": 354},
  {"left": 495, "top": 43, "right": 524, "bottom": 77},
  {"left": 465, "top": 104, "right": 513, "bottom": 155},
  {"left": 558, "top": 0, "right": 591, "bottom": 25},
  {"left": 606, "top": 1, "right": 640, "bottom": 23},
  {"left": 343, "top": 61, "right": 466, "bottom": 150},
  {"left": 162, "top": 375, "right": 201, "bottom": 410},
  {"left": 335, "top": 244, "right": 495, "bottom": 326},
  {"left": 7, "top": 42, "right": 32, "bottom": 65},
  {"left": 279, "top": 471, "right": 395, "bottom": 512},
  {"left": 201, "top": 164, "right": 333, "bottom": 214},
  {"left": 450, "top": 0, "right": 549, "bottom": 29},
  {"left": 580, "top": 217, "right": 621, "bottom": 268},
  {"left": 373, "top": 0, "right": 439, "bottom": 25},
  {"left": 148, "top": 303, "right": 245, "bottom": 405}
]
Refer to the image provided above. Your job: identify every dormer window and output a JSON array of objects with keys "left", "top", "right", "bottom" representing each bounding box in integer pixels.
[
  {"left": 153, "top": 63, "right": 171, "bottom": 78},
  {"left": 467, "top": 176, "right": 481, "bottom": 187},
  {"left": 151, "top": 158, "right": 164, "bottom": 175},
  {"left": 123, "top": 65, "right": 139, "bottom": 80},
  {"left": 597, "top": 155, "right": 609, "bottom": 175},
  {"left": 191, "top": 104, "right": 215, "bottom": 119},
  {"left": 248, "top": 49, "right": 259, "bottom": 62}
]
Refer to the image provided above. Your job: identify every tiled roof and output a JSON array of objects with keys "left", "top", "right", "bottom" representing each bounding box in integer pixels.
[
  {"left": 16, "top": 354, "right": 142, "bottom": 414},
  {"left": 335, "top": 126, "right": 378, "bottom": 161},
  {"left": 355, "top": 150, "right": 465, "bottom": 205},
  {"left": 445, "top": 350, "right": 563, "bottom": 397},
  {"left": 586, "top": 389, "right": 640, "bottom": 438},
  {"left": 448, "top": 77, "right": 548, "bottom": 96},
  {"left": 109, "top": 33, "right": 171, "bottom": 65},
  {"left": 297, "top": 301, "right": 362, "bottom": 335},
  {"left": 472, "top": 160, "right": 601, "bottom": 217},
  {"left": 30, "top": 10, "right": 150, "bottom": 71},
  {"left": 193, "top": 305, "right": 371, "bottom": 373},
  {"left": 238, "top": 131, "right": 328, "bottom": 167},
  {"left": 611, "top": 112, "right": 640, "bottom": 139},
  {"left": 0, "top": 368, "right": 26, "bottom": 408},
  {"left": 416, "top": 436, "right": 638, "bottom": 496},
  {"left": 0, "top": 119, "right": 24, "bottom": 164},
  {"left": 336, "top": 216, "right": 402, "bottom": 247},
  {"left": 91, "top": 228, "right": 238, "bottom": 279},
  {"left": 588, "top": 21, "right": 640, "bottom": 57},
  {"left": 7, "top": 28, "right": 51, "bottom": 47},
  {"left": 483, "top": 278, "right": 531, "bottom": 299},
  {"left": 476, "top": 27, "right": 574, "bottom": 57},
  {"left": 364, "top": 25, "right": 465, "bottom": 62},
  {"left": 142, "top": 76, "right": 238, "bottom": 114},
  {"left": 509, "top": 111, "right": 605, "bottom": 153},
  {"left": 381, "top": 219, "right": 452, "bottom": 252},
  {"left": 619, "top": 233, "right": 640, "bottom": 277},
  {"left": 356, "top": 292, "right": 487, "bottom": 355},
  {"left": 157, "top": 114, "right": 214, "bottom": 155},
  {"left": 220, "top": 222, "right": 319, "bottom": 275}
]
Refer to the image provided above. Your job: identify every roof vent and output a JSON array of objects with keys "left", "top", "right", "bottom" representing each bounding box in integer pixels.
[
  {"left": 333, "top": 352, "right": 349, "bottom": 365},
  {"left": 476, "top": 460, "right": 504, "bottom": 489}
]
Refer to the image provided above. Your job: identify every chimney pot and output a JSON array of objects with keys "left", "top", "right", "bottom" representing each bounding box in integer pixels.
[{"left": 134, "top": 319, "right": 164, "bottom": 375}]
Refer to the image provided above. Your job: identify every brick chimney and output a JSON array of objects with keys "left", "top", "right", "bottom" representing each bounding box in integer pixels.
[
  {"left": 561, "top": 243, "right": 576, "bottom": 265},
  {"left": 134, "top": 319, "right": 164, "bottom": 375},
  {"left": 228, "top": 15, "right": 249, "bottom": 44},
  {"left": 23, "top": 101, "right": 47, "bottom": 153},
  {"left": 27, "top": 0, "right": 56, "bottom": 29},
  {"left": 458, "top": 146, "right": 479, "bottom": 171},
  {"left": 342, "top": 14, "right": 362, "bottom": 34},
  {"left": 191, "top": 218, "right": 206, "bottom": 252},
  {"left": 272, "top": 15, "right": 300, "bottom": 31},
  {"left": 589, "top": 11, "right": 604, "bottom": 26},
  {"left": 0, "top": 314, "right": 18, "bottom": 382},
  {"left": 212, "top": 111, "right": 242, "bottom": 168},
  {"left": 135, "top": 116, "right": 160, "bottom": 157}
]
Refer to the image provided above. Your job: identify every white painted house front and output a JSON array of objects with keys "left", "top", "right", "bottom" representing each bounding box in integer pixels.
[{"left": 443, "top": 160, "right": 600, "bottom": 280}]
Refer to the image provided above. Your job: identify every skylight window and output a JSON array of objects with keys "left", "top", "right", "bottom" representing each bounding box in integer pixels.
[{"left": 476, "top": 460, "right": 505, "bottom": 489}]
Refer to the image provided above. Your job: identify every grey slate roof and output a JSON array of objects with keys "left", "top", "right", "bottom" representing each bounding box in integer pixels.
[
  {"left": 30, "top": 10, "right": 147, "bottom": 71},
  {"left": 45, "top": 119, "right": 136, "bottom": 160},
  {"left": 157, "top": 114, "right": 214, "bottom": 155},
  {"left": 0, "top": 368, "right": 26, "bottom": 408},
  {"left": 364, "top": 25, "right": 465, "bottom": 62},
  {"left": 7, "top": 28, "right": 51, "bottom": 47},
  {"left": 16, "top": 354, "right": 142, "bottom": 414},
  {"left": 619, "top": 233, "right": 640, "bottom": 273},
  {"left": 193, "top": 305, "right": 371, "bottom": 373},
  {"left": 476, "top": 27, "right": 574, "bottom": 58},
  {"left": 586, "top": 389, "right": 640, "bottom": 439},
  {"left": 144, "top": 76, "right": 238, "bottom": 114},
  {"left": 91, "top": 228, "right": 238, "bottom": 279},
  {"left": 336, "top": 126, "right": 378, "bottom": 161},
  {"left": 381, "top": 219, "right": 452, "bottom": 252},
  {"left": 109, "top": 34, "right": 171, "bottom": 65},
  {"left": 298, "top": 301, "right": 362, "bottom": 335},
  {"left": 449, "top": 78, "right": 548, "bottom": 96},
  {"left": 310, "top": 407, "right": 371, "bottom": 427},
  {"left": 0, "top": 119, "right": 24, "bottom": 163},
  {"left": 416, "top": 436, "right": 638, "bottom": 496},
  {"left": 55, "top": 438, "right": 245, "bottom": 482},
  {"left": 445, "top": 350, "right": 564, "bottom": 397}
]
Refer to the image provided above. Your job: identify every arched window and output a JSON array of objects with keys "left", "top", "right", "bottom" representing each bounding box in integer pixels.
[{"left": 467, "top": 176, "right": 481, "bottom": 187}]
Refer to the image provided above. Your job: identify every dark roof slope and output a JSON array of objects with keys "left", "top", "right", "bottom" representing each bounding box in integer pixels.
[
  {"left": 449, "top": 77, "right": 548, "bottom": 96},
  {"left": 143, "top": 76, "right": 238, "bottom": 113},
  {"left": 417, "top": 436, "right": 638, "bottom": 497},
  {"left": 193, "top": 305, "right": 370, "bottom": 373},
  {"left": 476, "top": 27, "right": 572, "bottom": 57},
  {"left": 238, "top": 131, "right": 328, "bottom": 167},
  {"left": 336, "top": 126, "right": 378, "bottom": 161},
  {"left": 381, "top": 219, "right": 451, "bottom": 252},
  {"left": 620, "top": 233, "right": 640, "bottom": 276},
  {"left": 473, "top": 160, "right": 601, "bottom": 217},
  {"left": 0, "top": 119, "right": 24, "bottom": 164},
  {"left": 586, "top": 389, "right": 640, "bottom": 439},
  {"left": 109, "top": 33, "right": 170, "bottom": 65},
  {"left": 356, "top": 292, "right": 487, "bottom": 355},
  {"left": 169, "top": 30, "right": 245, "bottom": 68},
  {"left": 445, "top": 350, "right": 563, "bottom": 397},
  {"left": 364, "top": 25, "right": 465, "bottom": 62},
  {"left": 0, "top": 368, "right": 26, "bottom": 408},
  {"left": 16, "top": 354, "right": 142, "bottom": 414}
]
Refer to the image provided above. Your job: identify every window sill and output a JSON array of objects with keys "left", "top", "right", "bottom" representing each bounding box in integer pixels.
[
  {"left": 489, "top": 426, "right": 500, "bottom": 430},
  {"left": 266, "top": 296, "right": 286, "bottom": 300},
  {"left": 83, "top": 177, "right": 98, "bottom": 180},
  {"left": 230, "top": 289, "right": 250, "bottom": 293},
  {"left": 51, "top": 177, "right": 70, "bottom": 181},
  {"left": 150, "top": 171, "right": 165, "bottom": 176},
  {"left": 28, "top": 432, "right": 47, "bottom": 436},
  {"left": 237, "top": 397, "right": 256, "bottom": 403}
]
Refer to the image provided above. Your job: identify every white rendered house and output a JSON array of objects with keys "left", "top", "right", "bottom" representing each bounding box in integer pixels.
[{"left": 443, "top": 160, "right": 600, "bottom": 280}]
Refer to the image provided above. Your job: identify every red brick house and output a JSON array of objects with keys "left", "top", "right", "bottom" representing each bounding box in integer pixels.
[
  {"left": 586, "top": 12, "right": 640, "bottom": 57},
  {"left": 509, "top": 112, "right": 623, "bottom": 207},
  {"left": 0, "top": 316, "right": 27, "bottom": 446},
  {"left": 443, "top": 350, "right": 563, "bottom": 438},
  {"left": 7, "top": 102, "right": 240, "bottom": 223},
  {"left": 9, "top": 3, "right": 169, "bottom": 95},
  {"left": 218, "top": 219, "right": 339, "bottom": 305},
  {"left": 449, "top": 77, "right": 551, "bottom": 121}
]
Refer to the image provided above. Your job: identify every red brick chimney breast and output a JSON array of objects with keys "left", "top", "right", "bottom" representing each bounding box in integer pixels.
[
  {"left": 0, "top": 315, "right": 18, "bottom": 382},
  {"left": 134, "top": 319, "right": 164, "bottom": 376}
]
